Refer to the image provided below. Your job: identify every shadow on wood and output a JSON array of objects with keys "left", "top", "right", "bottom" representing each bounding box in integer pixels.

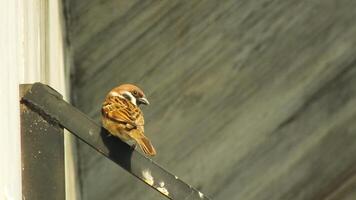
[
  {"left": 100, "top": 127, "right": 133, "bottom": 171},
  {"left": 21, "top": 82, "right": 210, "bottom": 200}
]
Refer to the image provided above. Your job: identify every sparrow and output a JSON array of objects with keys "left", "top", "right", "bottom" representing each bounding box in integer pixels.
[{"left": 101, "top": 84, "right": 156, "bottom": 156}]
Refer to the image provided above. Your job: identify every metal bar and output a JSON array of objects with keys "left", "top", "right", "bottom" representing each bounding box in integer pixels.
[
  {"left": 21, "top": 83, "right": 210, "bottom": 200},
  {"left": 20, "top": 84, "right": 65, "bottom": 200}
]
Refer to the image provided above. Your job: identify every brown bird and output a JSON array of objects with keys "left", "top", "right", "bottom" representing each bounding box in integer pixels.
[{"left": 101, "top": 84, "right": 156, "bottom": 156}]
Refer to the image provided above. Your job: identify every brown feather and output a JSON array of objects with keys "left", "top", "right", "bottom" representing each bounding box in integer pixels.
[
  {"left": 102, "top": 96, "right": 138, "bottom": 125},
  {"left": 130, "top": 129, "right": 156, "bottom": 156},
  {"left": 102, "top": 94, "right": 156, "bottom": 156}
]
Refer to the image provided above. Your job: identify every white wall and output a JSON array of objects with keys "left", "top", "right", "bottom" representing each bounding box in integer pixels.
[
  {"left": 0, "top": 1, "right": 24, "bottom": 199},
  {"left": 0, "top": 0, "right": 78, "bottom": 199}
]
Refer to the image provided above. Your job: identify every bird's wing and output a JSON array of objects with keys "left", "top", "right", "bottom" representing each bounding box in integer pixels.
[
  {"left": 130, "top": 129, "right": 156, "bottom": 156},
  {"left": 102, "top": 96, "right": 143, "bottom": 128},
  {"left": 102, "top": 96, "right": 154, "bottom": 156},
  {"left": 135, "top": 108, "right": 145, "bottom": 132}
]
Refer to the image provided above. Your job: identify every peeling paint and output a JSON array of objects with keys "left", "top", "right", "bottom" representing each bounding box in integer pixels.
[
  {"left": 88, "top": 128, "right": 94, "bottom": 136},
  {"left": 157, "top": 181, "right": 169, "bottom": 196},
  {"left": 142, "top": 169, "right": 154, "bottom": 185},
  {"left": 198, "top": 191, "right": 204, "bottom": 198}
]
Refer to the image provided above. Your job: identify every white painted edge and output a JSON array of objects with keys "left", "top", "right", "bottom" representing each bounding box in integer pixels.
[
  {"left": 0, "top": 0, "right": 79, "bottom": 199},
  {"left": 0, "top": 0, "right": 23, "bottom": 199}
]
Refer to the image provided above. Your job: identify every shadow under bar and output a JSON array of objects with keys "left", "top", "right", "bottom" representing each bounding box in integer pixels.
[{"left": 21, "top": 82, "right": 210, "bottom": 200}]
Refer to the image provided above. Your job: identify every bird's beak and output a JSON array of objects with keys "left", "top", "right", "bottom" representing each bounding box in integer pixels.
[{"left": 137, "top": 97, "right": 150, "bottom": 105}]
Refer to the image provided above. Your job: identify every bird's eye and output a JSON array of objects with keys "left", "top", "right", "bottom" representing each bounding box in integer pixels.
[{"left": 133, "top": 91, "right": 138, "bottom": 95}]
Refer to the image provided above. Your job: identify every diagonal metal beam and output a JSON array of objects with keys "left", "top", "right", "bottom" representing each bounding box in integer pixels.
[{"left": 21, "top": 82, "right": 210, "bottom": 200}]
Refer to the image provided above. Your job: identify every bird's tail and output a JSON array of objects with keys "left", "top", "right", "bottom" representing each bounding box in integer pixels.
[{"left": 131, "top": 130, "right": 156, "bottom": 156}]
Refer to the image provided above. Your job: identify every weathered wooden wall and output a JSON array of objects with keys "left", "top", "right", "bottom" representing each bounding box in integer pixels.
[{"left": 63, "top": 0, "right": 356, "bottom": 199}]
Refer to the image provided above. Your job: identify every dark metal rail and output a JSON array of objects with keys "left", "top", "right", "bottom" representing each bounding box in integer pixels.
[
  {"left": 21, "top": 82, "right": 210, "bottom": 200},
  {"left": 20, "top": 84, "right": 65, "bottom": 200}
]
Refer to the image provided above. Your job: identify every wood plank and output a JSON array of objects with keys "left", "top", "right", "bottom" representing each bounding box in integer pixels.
[
  {"left": 0, "top": 1, "right": 23, "bottom": 198},
  {"left": 64, "top": 0, "right": 356, "bottom": 199},
  {"left": 323, "top": 172, "right": 356, "bottom": 200}
]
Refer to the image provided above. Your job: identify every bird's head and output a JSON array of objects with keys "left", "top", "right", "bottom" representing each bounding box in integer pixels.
[{"left": 109, "top": 84, "right": 150, "bottom": 106}]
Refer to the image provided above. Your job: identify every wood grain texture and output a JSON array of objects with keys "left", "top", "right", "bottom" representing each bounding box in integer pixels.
[
  {"left": 324, "top": 172, "right": 356, "bottom": 200},
  {"left": 64, "top": 0, "right": 356, "bottom": 199}
]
